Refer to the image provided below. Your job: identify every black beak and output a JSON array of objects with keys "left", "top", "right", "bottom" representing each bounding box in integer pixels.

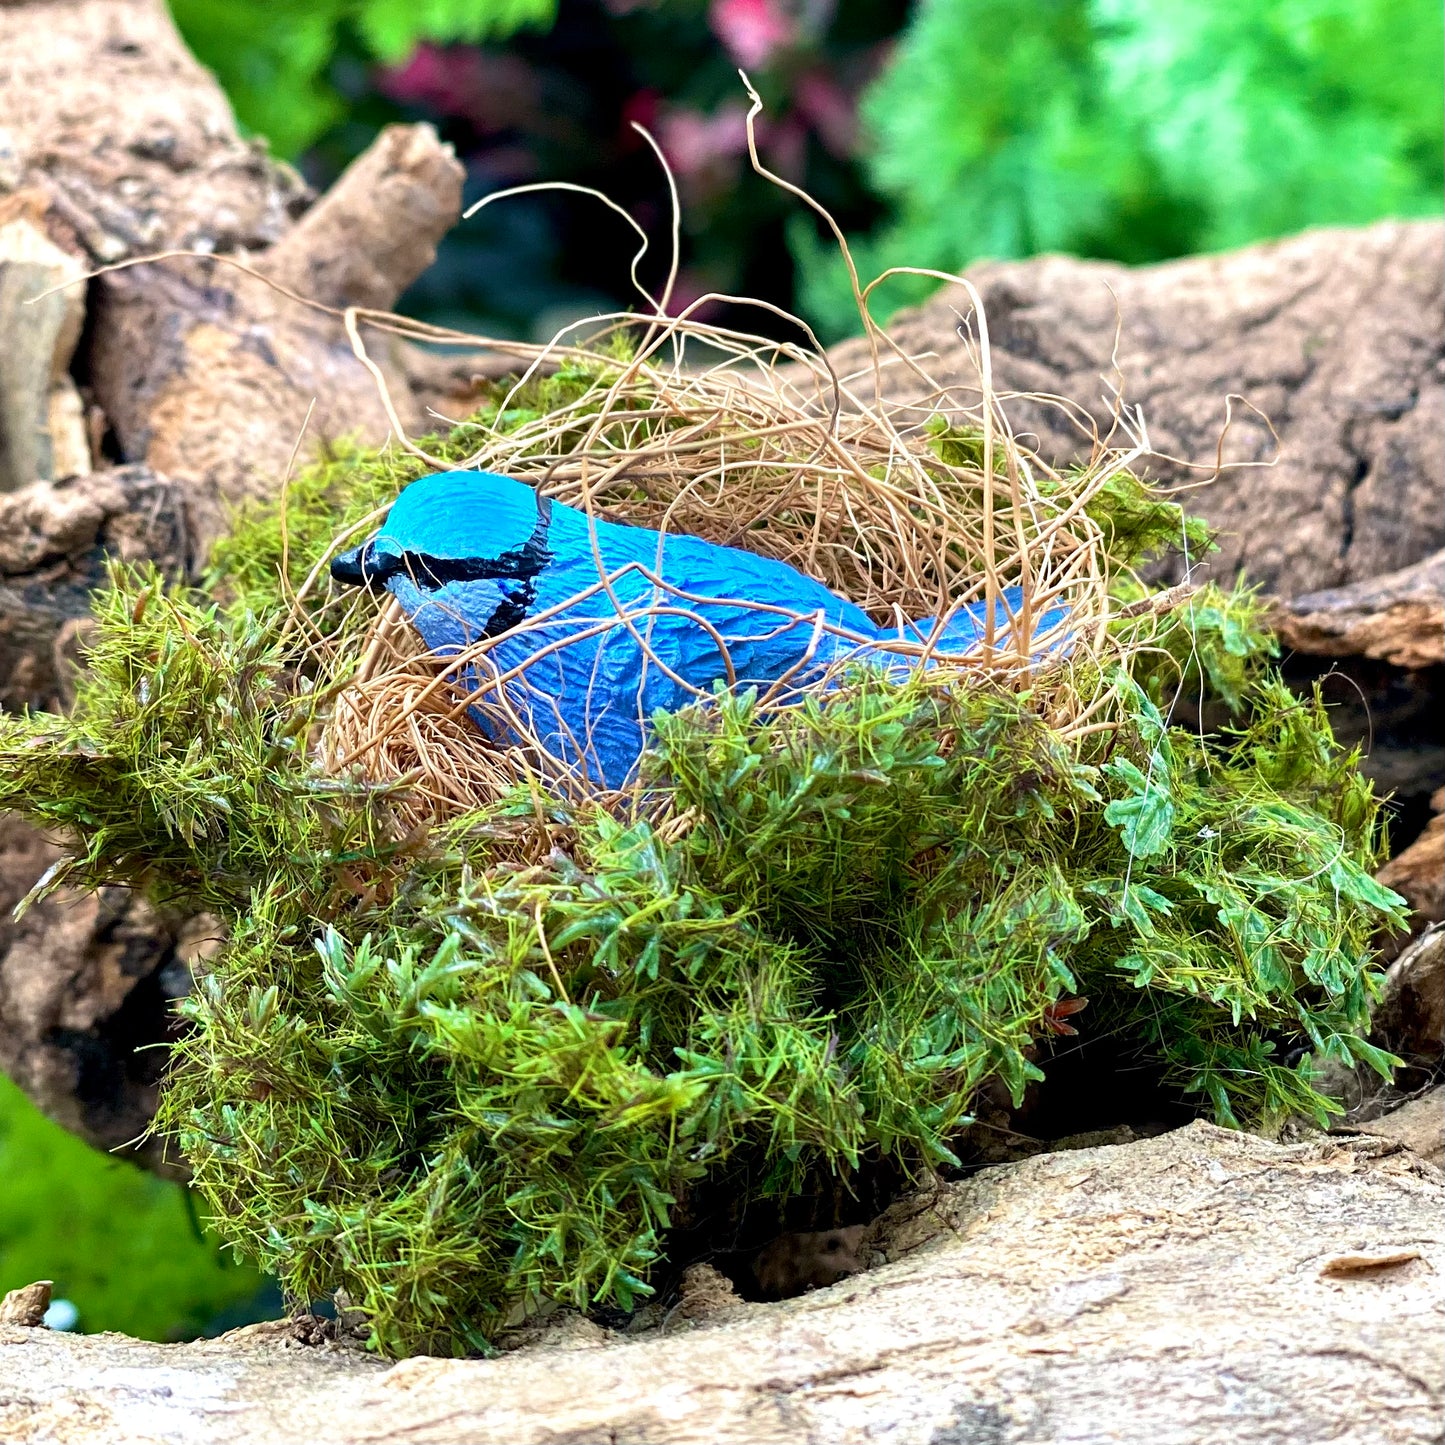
[{"left": 331, "top": 542, "right": 388, "bottom": 588}]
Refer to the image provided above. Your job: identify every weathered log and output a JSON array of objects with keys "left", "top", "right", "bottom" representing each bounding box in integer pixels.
[
  {"left": 0, "top": 1281, "right": 51, "bottom": 1329},
  {"left": 831, "top": 220, "right": 1445, "bottom": 875},
  {"left": 85, "top": 122, "right": 462, "bottom": 547},
  {"left": 0, "top": 0, "right": 464, "bottom": 549},
  {"left": 0, "top": 1123, "right": 1440, "bottom": 1444},
  {"left": 0, "top": 0, "right": 309, "bottom": 264},
  {"left": 0, "top": 195, "right": 88, "bottom": 492},
  {"left": 1274, "top": 549, "right": 1445, "bottom": 673},
  {"left": 1376, "top": 791, "right": 1444, "bottom": 960},
  {"left": 831, "top": 220, "right": 1445, "bottom": 599},
  {"left": 0, "top": 466, "right": 192, "bottom": 1173},
  {"left": 1348, "top": 1084, "right": 1444, "bottom": 1170}
]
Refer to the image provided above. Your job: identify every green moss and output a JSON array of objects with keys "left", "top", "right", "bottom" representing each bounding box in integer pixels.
[
  {"left": 928, "top": 421, "right": 1213, "bottom": 573},
  {"left": 1121, "top": 581, "right": 1279, "bottom": 713},
  {"left": 0, "top": 1076, "right": 268, "bottom": 1339},
  {"left": 1080, "top": 468, "right": 1213, "bottom": 570},
  {"left": 0, "top": 396, "right": 1407, "bottom": 1356}
]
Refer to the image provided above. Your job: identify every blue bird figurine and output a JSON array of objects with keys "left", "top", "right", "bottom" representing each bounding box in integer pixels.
[{"left": 332, "top": 472, "right": 1068, "bottom": 789}]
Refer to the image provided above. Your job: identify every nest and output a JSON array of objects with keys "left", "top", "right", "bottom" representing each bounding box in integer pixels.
[
  {"left": 297, "top": 92, "right": 1182, "bottom": 829},
  {"left": 317, "top": 291, "right": 1150, "bottom": 828}
]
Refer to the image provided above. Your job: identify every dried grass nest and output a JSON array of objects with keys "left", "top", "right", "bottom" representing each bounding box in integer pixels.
[
  {"left": 293, "top": 92, "right": 1218, "bottom": 833},
  {"left": 314, "top": 285, "right": 1174, "bottom": 835}
]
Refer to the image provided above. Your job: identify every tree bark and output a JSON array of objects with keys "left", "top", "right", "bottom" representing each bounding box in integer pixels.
[
  {"left": 84, "top": 120, "right": 462, "bottom": 546},
  {"left": 1273, "top": 549, "right": 1445, "bottom": 672},
  {"left": 0, "top": 1, "right": 308, "bottom": 265},
  {"left": 830, "top": 221, "right": 1445, "bottom": 600},
  {"left": 0, "top": 0, "right": 463, "bottom": 541},
  {"left": 0, "top": 1123, "right": 1440, "bottom": 1444}
]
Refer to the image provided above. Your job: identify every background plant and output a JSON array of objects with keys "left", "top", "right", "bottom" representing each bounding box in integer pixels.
[
  {"left": 166, "top": 0, "right": 1442, "bottom": 338},
  {"left": 0, "top": 1076, "right": 271, "bottom": 1339},
  {"left": 795, "top": 0, "right": 1445, "bottom": 333},
  {"left": 167, "top": 0, "right": 559, "bottom": 158}
]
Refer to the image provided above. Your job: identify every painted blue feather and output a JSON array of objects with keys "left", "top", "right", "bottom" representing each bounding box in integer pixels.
[{"left": 332, "top": 472, "right": 1070, "bottom": 788}]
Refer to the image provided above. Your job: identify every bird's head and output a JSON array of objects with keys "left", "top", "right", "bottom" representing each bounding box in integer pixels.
[{"left": 331, "top": 472, "right": 554, "bottom": 590}]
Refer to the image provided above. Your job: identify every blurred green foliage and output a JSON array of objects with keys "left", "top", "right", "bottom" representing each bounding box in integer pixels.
[
  {"left": 168, "top": 0, "right": 1441, "bottom": 339},
  {"left": 0, "top": 1076, "right": 270, "bottom": 1339},
  {"left": 796, "top": 0, "right": 1445, "bottom": 333},
  {"left": 169, "top": 0, "right": 555, "bottom": 157}
]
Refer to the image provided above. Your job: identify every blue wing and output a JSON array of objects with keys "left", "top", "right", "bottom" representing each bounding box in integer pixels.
[{"left": 881, "top": 587, "right": 1073, "bottom": 657}]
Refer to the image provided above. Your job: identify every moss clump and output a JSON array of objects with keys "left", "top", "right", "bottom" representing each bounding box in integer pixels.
[{"left": 0, "top": 392, "right": 1406, "bottom": 1357}]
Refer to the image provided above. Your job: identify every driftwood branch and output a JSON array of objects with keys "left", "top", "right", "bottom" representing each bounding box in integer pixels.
[
  {"left": 0, "top": 1123, "right": 1440, "bottom": 1444},
  {"left": 1273, "top": 549, "right": 1445, "bottom": 672},
  {"left": 0, "top": 467, "right": 195, "bottom": 1173},
  {"left": 0, "top": 195, "right": 87, "bottom": 491},
  {"left": 256, "top": 122, "right": 467, "bottom": 314},
  {"left": 85, "top": 116, "right": 463, "bottom": 547},
  {"left": 0, "top": 0, "right": 464, "bottom": 549}
]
